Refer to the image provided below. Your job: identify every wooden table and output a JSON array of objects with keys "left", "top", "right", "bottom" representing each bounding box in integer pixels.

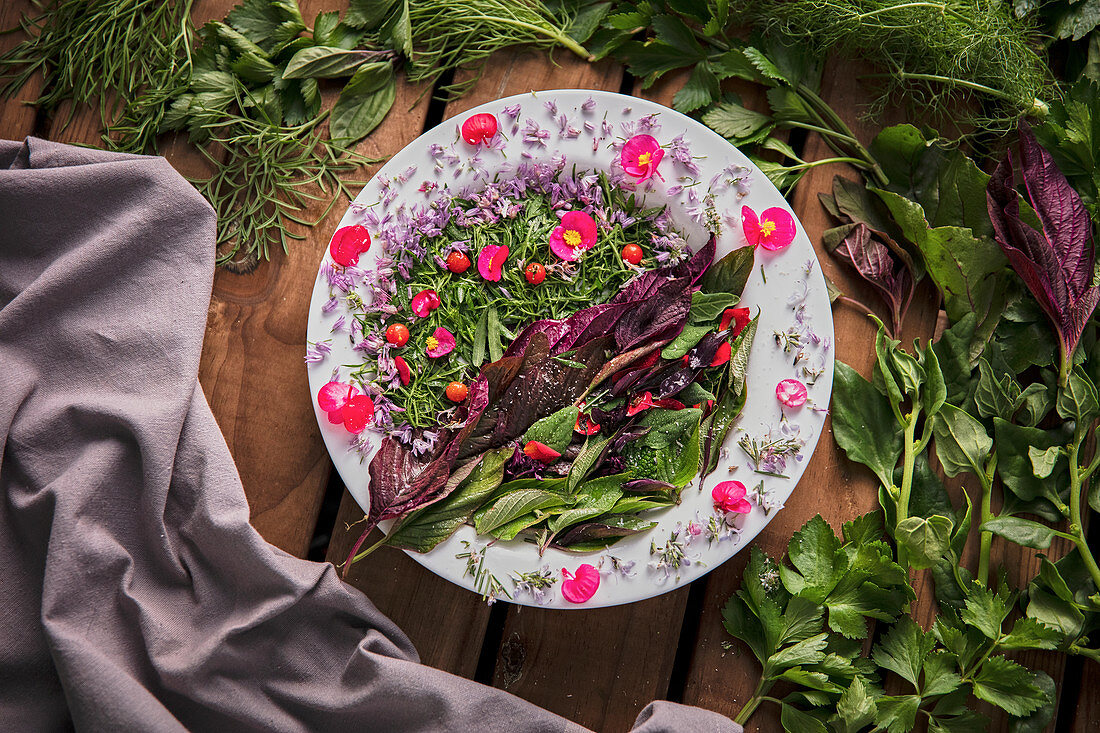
[{"left": 1, "top": 1, "right": 1093, "bottom": 730}]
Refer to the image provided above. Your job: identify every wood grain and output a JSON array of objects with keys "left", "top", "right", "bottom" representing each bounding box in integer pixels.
[{"left": 0, "top": 0, "right": 42, "bottom": 139}]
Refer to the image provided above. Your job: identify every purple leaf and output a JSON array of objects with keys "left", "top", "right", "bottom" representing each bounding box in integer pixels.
[
  {"left": 832, "top": 223, "right": 914, "bottom": 336},
  {"left": 987, "top": 124, "right": 1099, "bottom": 373}
]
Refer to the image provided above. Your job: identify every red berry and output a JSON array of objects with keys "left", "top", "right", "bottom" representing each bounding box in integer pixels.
[
  {"left": 385, "top": 323, "right": 410, "bottom": 346},
  {"left": 622, "top": 243, "right": 644, "bottom": 265},
  {"left": 329, "top": 225, "right": 371, "bottom": 267},
  {"left": 446, "top": 251, "right": 471, "bottom": 273},
  {"left": 525, "top": 262, "right": 546, "bottom": 285},
  {"left": 460, "top": 113, "right": 498, "bottom": 145},
  {"left": 445, "top": 381, "right": 468, "bottom": 402}
]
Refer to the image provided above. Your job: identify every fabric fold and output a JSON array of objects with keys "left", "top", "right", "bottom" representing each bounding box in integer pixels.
[{"left": 0, "top": 137, "right": 739, "bottom": 733}]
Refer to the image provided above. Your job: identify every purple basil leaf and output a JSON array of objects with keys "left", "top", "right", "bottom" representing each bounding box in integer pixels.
[
  {"left": 612, "top": 235, "right": 716, "bottom": 304},
  {"left": 987, "top": 124, "right": 1099, "bottom": 363},
  {"left": 621, "top": 478, "right": 676, "bottom": 493},
  {"left": 688, "top": 331, "right": 727, "bottom": 369},
  {"left": 613, "top": 275, "right": 694, "bottom": 351},
  {"left": 832, "top": 222, "right": 914, "bottom": 336}
]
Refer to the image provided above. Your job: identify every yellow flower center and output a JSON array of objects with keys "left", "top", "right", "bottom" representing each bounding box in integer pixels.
[
  {"left": 759, "top": 220, "right": 777, "bottom": 237},
  {"left": 564, "top": 230, "right": 582, "bottom": 248},
  {"left": 426, "top": 336, "right": 439, "bottom": 350},
  {"left": 637, "top": 151, "right": 652, "bottom": 167}
]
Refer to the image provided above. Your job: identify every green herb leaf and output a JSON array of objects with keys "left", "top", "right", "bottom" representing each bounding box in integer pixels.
[
  {"left": 660, "top": 324, "right": 713, "bottom": 359},
  {"left": 876, "top": 695, "right": 921, "bottom": 733},
  {"left": 284, "top": 46, "right": 374, "bottom": 79},
  {"left": 547, "top": 474, "right": 625, "bottom": 533},
  {"left": 780, "top": 703, "right": 828, "bottom": 733},
  {"left": 831, "top": 361, "right": 903, "bottom": 489},
  {"left": 872, "top": 618, "right": 936, "bottom": 689},
  {"left": 931, "top": 404, "right": 992, "bottom": 478},
  {"left": 970, "top": 656, "right": 1048, "bottom": 717},
  {"left": 523, "top": 405, "right": 579, "bottom": 454},
  {"left": 475, "top": 488, "right": 569, "bottom": 535},
  {"left": 699, "top": 245, "right": 755, "bottom": 297},
  {"left": 959, "top": 585, "right": 1008, "bottom": 640},
  {"left": 895, "top": 515, "right": 954, "bottom": 569},
  {"left": 701, "top": 100, "right": 774, "bottom": 143},
  {"left": 330, "top": 66, "right": 396, "bottom": 141},
  {"left": 981, "top": 516, "right": 1062, "bottom": 550},
  {"left": 999, "top": 617, "right": 1062, "bottom": 651},
  {"left": 673, "top": 61, "right": 720, "bottom": 112},
  {"left": 689, "top": 291, "right": 738, "bottom": 322}
]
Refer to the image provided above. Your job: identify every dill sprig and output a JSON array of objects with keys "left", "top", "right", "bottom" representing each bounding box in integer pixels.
[
  {"left": 0, "top": 0, "right": 196, "bottom": 136},
  {"left": 731, "top": 0, "right": 1053, "bottom": 132},
  {"left": 403, "top": 0, "right": 592, "bottom": 97}
]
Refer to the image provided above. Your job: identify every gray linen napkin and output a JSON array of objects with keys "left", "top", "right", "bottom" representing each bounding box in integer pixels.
[{"left": 0, "top": 137, "right": 740, "bottom": 733}]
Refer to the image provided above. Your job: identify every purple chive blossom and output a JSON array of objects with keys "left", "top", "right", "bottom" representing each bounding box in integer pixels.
[
  {"left": 502, "top": 103, "right": 521, "bottom": 118},
  {"left": 355, "top": 330, "right": 386, "bottom": 356},
  {"left": 598, "top": 555, "right": 636, "bottom": 578},
  {"left": 582, "top": 97, "right": 596, "bottom": 113},
  {"left": 331, "top": 315, "right": 348, "bottom": 334},
  {"left": 322, "top": 295, "right": 339, "bottom": 313},
  {"left": 304, "top": 340, "right": 332, "bottom": 364},
  {"left": 543, "top": 99, "right": 558, "bottom": 116}
]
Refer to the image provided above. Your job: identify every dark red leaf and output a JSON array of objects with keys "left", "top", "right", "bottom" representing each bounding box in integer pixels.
[{"left": 832, "top": 222, "right": 914, "bottom": 336}]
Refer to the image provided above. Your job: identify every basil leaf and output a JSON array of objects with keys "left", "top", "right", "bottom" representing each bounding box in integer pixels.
[
  {"left": 660, "top": 324, "right": 712, "bottom": 359},
  {"left": 690, "top": 291, "right": 738, "bottom": 322},
  {"left": 699, "top": 245, "right": 754, "bottom": 297},
  {"left": 331, "top": 68, "right": 395, "bottom": 141},
  {"left": 284, "top": 46, "right": 373, "bottom": 79}
]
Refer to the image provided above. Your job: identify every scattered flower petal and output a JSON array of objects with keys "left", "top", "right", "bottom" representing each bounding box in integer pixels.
[
  {"left": 776, "top": 379, "right": 808, "bottom": 408},
  {"left": 720, "top": 307, "right": 752, "bottom": 336},
  {"left": 478, "top": 243, "right": 510, "bottom": 281},
  {"left": 561, "top": 564, "right": 600, "bottom": 603},
  {"left": 411, "top": 289, "right": 442, "bottom": 317},
  {"left": 461, "top": 113, "right": 498, "bottom": 146},
  {"left": 329, "top": 225, "right": 372, "bottom": 267},
  {"left": 523, "top": 440, "right": 561, "bottom": 464},
  {"left": 712, "top": 481, "right": 752, "bottom": 514},
  {"left": 394, "top": 355, "right": 411, "bottom": 386}
]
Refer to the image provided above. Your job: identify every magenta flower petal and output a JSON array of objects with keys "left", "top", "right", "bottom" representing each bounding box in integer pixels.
[
  {"left": 460, "top": 113, "right": 498, "bottom": 146},
  {"left": 741, "top": 206, "right": 761, "bottom": 247},
  {"left": 712, "top": 481, "right": 752, "bottom": 514},
  {"left": 561, "top": 564, "right": 600, "bottom": 603},
  {"left": 411, "top": 288, "right": 441, "bottom": 318},
  {"left": 776, "top": 378, "right": 808, "bottom": 407},
  {"left": 759, "top": 207, "right": 796, "bottom": 251},
  {"left": 425, "top": 326, "right": 456, "bottom": 358},
  {"left": 561, "top": 210, "right": 597, "bottom": 247},
  {"left": 329, "top": 225, "right": 371, "bottom": 267},
  {"left": 326, "top": 409, "right": 344, "bottom": 425},
  {"left": 477, "top": 244, "right": 509, "bottom": 281},
  {"left": 621, "top": 134, "right": 663, "bottom": 182},
  {"left": 317, "top": 381, "right": 360, "bottom": 412},
  {"left": 341, "top": 394, "right": 375, "bottom": 434},
  {"left": 549, "top": 226, "right": 576, "bottom": 261}
]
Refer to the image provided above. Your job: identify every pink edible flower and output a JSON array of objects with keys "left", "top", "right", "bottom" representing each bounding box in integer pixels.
[
  {"left": 712, "top": 481, "right": 752, "bottom": 514},
  {"left": 561, "top": 564, "right": 600, "bottom": 603},
  {"left": 425, "top": 326, "right": 455, "bottom": 358},
  {"left": 549, "top": 210, "right": 598, "bottom": 261},
  {"left": 742, "top": 206, "right": 796, "bottom": 251},
  {"left": 776, "top": 378, "right": 808, "bottom": 408},
  {"left": 620, "top": 134, "right": 664, "bottom": 182},
  {"left": 460, "top": 113, "right": 498, "bottom": 146},
  {"left": 720, "top": 307, "right": 752, "bottom": 336},
  {"left": 411, "top": 288, "right": 442, "bottom": 317},
  {"left": 477, "top": 243, "right": 510, "bottom": 281},
  {"left": 329, "top": 225, "right": 372, "bottom": 267},
  {"left": 317, "top": 381, "right": 374, "bottom": 434}
]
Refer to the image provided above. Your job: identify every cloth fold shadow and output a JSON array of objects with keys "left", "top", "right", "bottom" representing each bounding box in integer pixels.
[{"left": 0, "top": 137, "right": 739, "bottom": 733}]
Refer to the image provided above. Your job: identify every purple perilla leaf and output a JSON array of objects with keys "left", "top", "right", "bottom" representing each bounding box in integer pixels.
[
  {"left": 987, "top": 123, "right": 1099, "bottom": 378},
  {"left": 831, "top": 222, "right": 915, "bottom": 337}
]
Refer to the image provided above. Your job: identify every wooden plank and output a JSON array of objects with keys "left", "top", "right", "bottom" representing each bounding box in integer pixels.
[
  {"left": 678, "top": 58, "right": 942, "bottom": 729},
  {"left": 1072, "top": 657, "right": 1100, "bottom": 731},
  {"left": 326, "top": 494, "right": 493, "bottom": 677},
  {"left": 0, "top": 0, "right": 45, "bottom": 138}
]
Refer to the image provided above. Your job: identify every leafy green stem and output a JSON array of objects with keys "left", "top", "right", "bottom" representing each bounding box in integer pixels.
[
  {"left": 462, "top": 14, "right": 592, "bottom": 60},
  {"left": 733, "top": 677, "right": 774, "bottom": 725},
  {"left": 1069, "top": 438, "right": 1100, "bottom": 591},
  {"left": 796, "top": 82, "right": 889, "bottom": 187},
  {"left": 977, "top": 454, "right": 997, "bottom": 586},
  {"left": 896, "top": 409, "right": 920, "bottom": 566}
]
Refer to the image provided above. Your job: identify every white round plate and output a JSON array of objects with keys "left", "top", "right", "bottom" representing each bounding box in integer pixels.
[{"left": 306, "top": 90, "right": 834, "bottom": 608}]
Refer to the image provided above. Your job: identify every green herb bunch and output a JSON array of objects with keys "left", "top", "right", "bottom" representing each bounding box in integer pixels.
[
  {"left": 0, "top": 0, "right": 196, "bottom": 136},
  {"left": 722, "top": 123, "right": 1100, "bottom": 730}
]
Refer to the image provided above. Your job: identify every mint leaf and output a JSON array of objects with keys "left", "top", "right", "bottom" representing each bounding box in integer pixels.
[{"left": 970, "top": 656, "right": 1047, "bottom": 716}]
